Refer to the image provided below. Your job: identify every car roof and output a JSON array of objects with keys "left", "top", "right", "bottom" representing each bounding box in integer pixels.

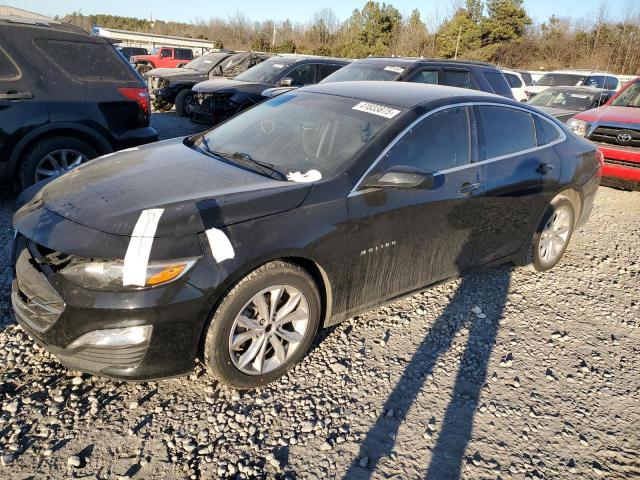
[
  {"left": 353, "top": 57, "right": 497, "bottom": 69},
  {"left": 299, "top": 81, "right": 498, "bottom": 109},
  {"left": 0, "top": 15, "right": 87, "bottom": 35},
  {"left": 273, "top": 54, "right": 350, "bottom": 64},
  {"left": 543, "top": 69, "right": 616, "bottom": 76}
]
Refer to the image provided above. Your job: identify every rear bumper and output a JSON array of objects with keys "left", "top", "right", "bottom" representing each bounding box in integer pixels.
[{"left": 113, "top": 126, "right": 158, "bottom": 151}]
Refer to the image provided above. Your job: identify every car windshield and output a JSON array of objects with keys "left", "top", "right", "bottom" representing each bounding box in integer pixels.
[
  {"left": 528, "top": 89, "right": 597, "bottom": 110},
  {"left": 611, "top": 80, "right": 640, "bottom": 107},
  {"left": 536, "top": 73, "right": 586, "bottom": 87},
  {"left": 194, "top": 92, "right": 400, "bottom": 179},
  {"left": 184, "top": 53, "right": 229, "bottom": 72},
  {"left": 322, "top": 63, "right": 403, "bottom": 83},
  {"left": 234, "top": 59, "right": 294, "bottom": 84}
]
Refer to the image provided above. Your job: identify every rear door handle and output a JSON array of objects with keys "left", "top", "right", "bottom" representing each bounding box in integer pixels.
[
  {"left": 459, "top": 182, "right": 481, "bottom": 194},
  {"left": 536, "top": 163, "right": 555, "bottom": 174},
  {"left": 0, "top": 92, "right": 33, "bottom": 100}
]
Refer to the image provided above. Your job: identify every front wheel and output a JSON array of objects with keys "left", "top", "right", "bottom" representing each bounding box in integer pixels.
[
  {"left": 514, "top": 197, "right": 575, "bottom": 272},
  {"left": 174, "top": 89, "right": 193, "bottom": 117},
  {"left": 204, "top": 261, "right": 321, "bottom": 389}
]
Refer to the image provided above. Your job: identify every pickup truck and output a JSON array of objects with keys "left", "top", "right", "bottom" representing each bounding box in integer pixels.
[
  {"left": 130, "top": 46, "right": 194, "bottom": 75},
  {"left": 568, "top": 77, "right": 640, "bottom": 190}
]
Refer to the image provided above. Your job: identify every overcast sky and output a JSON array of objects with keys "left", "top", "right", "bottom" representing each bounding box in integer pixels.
[{"left": 10, "top": 0, "right": 638, "bottom": 25}]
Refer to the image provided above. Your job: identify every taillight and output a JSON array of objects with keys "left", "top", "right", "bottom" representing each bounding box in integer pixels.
[{"left": 118, "top": 87, "right": 150, "bottom": 116}]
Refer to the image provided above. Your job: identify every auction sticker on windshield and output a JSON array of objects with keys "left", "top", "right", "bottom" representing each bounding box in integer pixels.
[
  {"left": 352, "top": 101, "right": 401, "bottom": 119},
  {"left": 384, "top": 66, "right": 404, "bottom": 73}
]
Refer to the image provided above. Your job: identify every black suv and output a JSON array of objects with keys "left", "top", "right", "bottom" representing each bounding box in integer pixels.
[
  {"left": 320, "top": 57, "right": 514, "bottom": 99},
  {"left": 0, "top": 17, "right": 157, "bottom": 189},
  {"left": 147, "top": 52, "right": 269, "bottom": 117},
  {"left": 189, "top": 55, "right": 350, "bottom": 125}
]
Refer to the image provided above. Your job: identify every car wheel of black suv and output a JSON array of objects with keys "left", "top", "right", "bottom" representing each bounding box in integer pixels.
[
  {"left": 20, "top": 136, "right": 98, "bottom": 189},
  {"left": 204, "top": 261, "right": 321, "bottom": 389},
  {"left": 515, "top": 196, "right": 575, "bottom": 272},
  {"left": 174, "top": 89, "right": 194, "bottom": 117}
]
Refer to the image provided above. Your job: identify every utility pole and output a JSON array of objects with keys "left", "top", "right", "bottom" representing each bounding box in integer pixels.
[
  {"left": 454, "top": 25, "right": 462, "bottom": 60},
  {"left": 272, "top": 22, "right": 276, "bottom": 48}
]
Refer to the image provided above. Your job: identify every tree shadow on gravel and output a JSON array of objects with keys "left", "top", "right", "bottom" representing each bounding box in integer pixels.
[{"left": 343, "top": 264, "right": 511, "bottom": 480}]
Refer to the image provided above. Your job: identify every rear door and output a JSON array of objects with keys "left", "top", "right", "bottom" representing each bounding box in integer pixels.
[
  {"left": 473, "top": 104, "right": 563, "bottom": 264},
  {"left": 407, "top": 67, "right": 440, "bottom": 85},
  {"left": 0, "top": 32, "right": 48, "bottom": 171},
  {"left": 347, "top": 105, "right": 485, "bottom": 311}
]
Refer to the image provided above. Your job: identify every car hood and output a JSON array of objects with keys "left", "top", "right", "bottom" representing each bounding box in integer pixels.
[
  {"left": 573, "top": 105, "right": 640, "bottom": 125},
  {"left": 148, "top": 67, "right": 207, "bottom": 83},
  {"left": 533, "top": 105, "right": 580, "bottom": 121},
  {"left": 193, "top": 78, "right": 270, "bottom": 94},
  {"left": 15, "top": 138, "right": 312, "bottom": 239}
]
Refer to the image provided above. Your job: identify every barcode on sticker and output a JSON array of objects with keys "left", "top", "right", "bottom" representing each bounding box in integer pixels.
[
  {"left": 352, "top": 101, "right": 401, "bottom": 119},
  {"left": 384, "top": 66, "right": 404, "bottom": 73}
]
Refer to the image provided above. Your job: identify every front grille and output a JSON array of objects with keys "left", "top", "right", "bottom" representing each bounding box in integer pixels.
[
  {"left": 12, "top": 241, "right": 65, "bottom": 333},
  {"left": 590, "top": 126, "right": 640, "bottom": 148}
]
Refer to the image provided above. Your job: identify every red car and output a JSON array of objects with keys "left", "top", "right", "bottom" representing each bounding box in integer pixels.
[
  {"left": 568, "top": 77, "right": 640, "bottom": 190},
  {"left": 130, "top": 46, "right": 194, "bottom": 75}
]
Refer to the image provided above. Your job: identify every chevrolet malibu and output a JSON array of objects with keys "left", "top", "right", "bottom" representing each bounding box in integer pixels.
[{"left": 12, "top": 82, "right": 601, "bottom": 389}]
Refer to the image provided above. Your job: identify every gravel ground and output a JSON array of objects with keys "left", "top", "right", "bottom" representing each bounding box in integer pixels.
[
  {"left": 0, "top": 117, "right": 639, "bottom": 479},
  {"left": 151, "top": 111, "right": 208, "bottom": 140}
]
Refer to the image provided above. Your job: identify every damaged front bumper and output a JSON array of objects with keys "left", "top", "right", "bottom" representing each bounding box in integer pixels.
[{"left": 188, "top": 93, "right": 235, "bottom": 125}]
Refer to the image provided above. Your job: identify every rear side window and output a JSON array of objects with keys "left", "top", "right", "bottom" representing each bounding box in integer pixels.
[
  {"left": 409, "top": 69, "right": 439, "bottom": 84},
  {"left": 483, "top": 72, "right": 513, "bottom": 97},
  {"left": 386, "top": 106, "right": 471, "bottom": 173},
  {"left": 504, "top": 73, "right": 522, "bottom": 88},
  {"left": 443, "top": 69, "right": 472, "bottom": 89},
  {"left": 534, "top": 116, "right": 561, "bottom": 146},
  {"left": 0, "top": 47, "right": 19, "bottom": 79},
  {"left": 477, "top": 105, "right": 536, "bottom": 158},
  {"left": 318, "top": 63, "right": 344, "bottom": 80},
  {"left": 176, "top": 49, "right": 193, "bottom": 60},
  {"left": 35, "top": 39, "right": 138, "bottom": 82}
]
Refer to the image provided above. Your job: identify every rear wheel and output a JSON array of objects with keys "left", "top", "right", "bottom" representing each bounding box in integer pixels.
[
  {"left": 204, "top": 261, "right": 320, "bottom": 389},
  {"left": 19, "top": 136, "right": 97, "bottom": 189},
  {"left": 174, "top": 89, "right": 193, "bottom": 117},
  {"left": 514, "top": 197, "right": 575, "bottom": 272}
]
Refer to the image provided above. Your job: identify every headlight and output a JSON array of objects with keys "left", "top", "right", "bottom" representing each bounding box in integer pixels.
[
  {"left": 567, "top": 118, "right": 591, "bottom": 137},
  {"left": 60, "top": 257, "right": 198, "bottom": 290},
  {"left": 68, "top": 325, "right": 152, "bottom": 349}
]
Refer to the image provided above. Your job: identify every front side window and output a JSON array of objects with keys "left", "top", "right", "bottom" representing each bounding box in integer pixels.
[
  {"left": 234, "top": 59, "right": 295, "bottom": 84},
  {"left": 160, "top": 49, "right": 172, "bottom": 58},
  {"left": 385, "top": 106, "right": 471, "bottom": 173},
  {"left": 0, "top": 47, "right": 19, "bottom": 80},
  {"left": 409, "top": 69, "right": 438, "bottom": 85},
  {"left": 611, "top": 80, "right": 640, "bottom": 108},
  {"left": 287, "top": 64, "right": 316, "bottom": 85},
  {"left": 478, "top": 105, "right": 536, "bottom": 159},
  {"left": 321, "top": 63, "right": 403, "bottom": 83},
  {"left": 195, "top": 92, "right": 397, "bottom": 179}
]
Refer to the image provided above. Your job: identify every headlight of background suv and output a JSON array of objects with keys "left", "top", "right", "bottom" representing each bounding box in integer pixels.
[
  {"left": 60, "top": 258, "right": 198, "bottom": 290},
  {"left": 567, "top": 118, "right": 591, "bottom": 137}
]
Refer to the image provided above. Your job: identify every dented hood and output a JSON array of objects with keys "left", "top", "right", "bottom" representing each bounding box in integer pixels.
[
  {"left": 20, "top": 138, "right": 311, "bottom": 238},
  {"left": 192, "top": 78, "right": 270, "bottom": 94},
  {"left": 147, "top": 67, "right": 208, "bottom": 83}
]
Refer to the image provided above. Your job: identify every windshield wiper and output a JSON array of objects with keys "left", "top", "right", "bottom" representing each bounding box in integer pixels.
[{"left": 196, "top": 138, "right": 285, "bottom": 180}]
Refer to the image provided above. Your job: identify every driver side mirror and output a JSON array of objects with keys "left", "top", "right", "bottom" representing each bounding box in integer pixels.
[
  {"left": 276, "top": 77, "right": 295, "bottom": 87},
  {"left": 363, "top": 165, "right": 435, "bottom": 190}
]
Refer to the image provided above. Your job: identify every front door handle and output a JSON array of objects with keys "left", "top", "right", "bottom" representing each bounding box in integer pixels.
[
  {"left": 459, "top": 182, "right": 481, "bottom": 194},
  {"left": 536, "top": 163, "right": 555, "bottom": 174},
  {"left": 0, "top": 91, "right": 33, "bottom": 100}
]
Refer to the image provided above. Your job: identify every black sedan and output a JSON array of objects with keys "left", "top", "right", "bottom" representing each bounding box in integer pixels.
[
  {"left": 527, "top": 86, "right": 615, "bottom": 122},
  {"left": 12, "top": 82, "right": 601, "bottom": 389}
]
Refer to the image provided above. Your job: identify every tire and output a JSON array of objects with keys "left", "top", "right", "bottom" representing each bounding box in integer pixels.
[
  {"left": 174, "top": 89, "right": 193, "bottom": 117},
  {"left": 152, "top": 99, "right": 174, "bottom": 112},
  {"left": 204, "top": 261, "right": 321, "bottom": 389},
  {"left": 514, "top": 196, "right": 575, "bottom": 272},
  {"left": 19, "top": 136, "right": 98, "bottom": 190}
]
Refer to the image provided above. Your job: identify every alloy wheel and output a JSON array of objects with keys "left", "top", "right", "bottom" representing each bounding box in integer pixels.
[
  {"left": 228, "top": 285, "right": 310, "bottom": 376},
  {"left": 539, "top": 205, "right": 572, "bottom": 264},
  {"left": 34, "top": 149, "right": 87, "bottom": 182}
]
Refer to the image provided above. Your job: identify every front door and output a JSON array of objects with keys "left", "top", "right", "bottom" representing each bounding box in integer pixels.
[{"left": 347, "top": 105, "right": 485, "bottom": 313}]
